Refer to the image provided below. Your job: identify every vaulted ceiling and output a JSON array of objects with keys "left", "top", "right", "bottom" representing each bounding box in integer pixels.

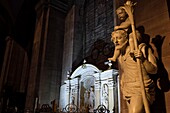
[
  {"left": 0, "top": 0, "right": 69, "bottom": 70},
  {"left": 0, "top": 0, "right": 39, "bottom": 47},
  {"left": 0, "top": 0, "right": 70, "bottom": 47}
]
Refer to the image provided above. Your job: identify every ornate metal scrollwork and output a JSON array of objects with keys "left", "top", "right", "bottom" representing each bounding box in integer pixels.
[
  {"left": 65, "top": 103, "right": 78, "bottom": 112},
  {"left": 97, "top": 105, "right": 107, "bottom": 113}
]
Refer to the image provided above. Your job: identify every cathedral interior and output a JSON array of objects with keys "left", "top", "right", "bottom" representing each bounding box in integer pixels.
[{"left": 0, "top": 0, "right": 170, "bottom": 113}]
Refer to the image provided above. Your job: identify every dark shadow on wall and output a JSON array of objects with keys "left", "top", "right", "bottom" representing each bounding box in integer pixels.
[
  {"left": 151, "top": 35, "right": 170, "bottom": 92},
  {"left": 137, "top": 26, "right": 170, "bottom": 113},
  {"left": 137, "top": 26, "right": 154, "bottom": 52},
  {"left": 150, "top": 35, "right": 170, "bottom": 113},
  {"left": 71, "top": 39, "right": 117, "bottom": 72},
  {"left": 166, "top": 0, "right": 170, "bottom": 17},
  {"left": 84, "top": 39, "right": 117, "bottom": 71}
]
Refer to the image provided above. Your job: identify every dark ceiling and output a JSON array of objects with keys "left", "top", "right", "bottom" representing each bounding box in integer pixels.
[
  {"left": 0, "top": 0, "right": 69, "bottom": 70},
  {"left": 0, "top": 0, "right": 38, "bottom": 49},
  {"left": 0, "top": 0, "right": 39, "bottom": 70}
]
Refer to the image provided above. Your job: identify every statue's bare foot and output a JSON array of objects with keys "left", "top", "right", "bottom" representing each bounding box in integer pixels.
[{"left": 108, "top": 57, "right": 116, "bottom": 62}]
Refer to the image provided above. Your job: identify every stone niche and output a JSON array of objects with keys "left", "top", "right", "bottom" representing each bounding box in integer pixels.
[{"left": 59, "top": 64, "right": 120, "bottom": 113}]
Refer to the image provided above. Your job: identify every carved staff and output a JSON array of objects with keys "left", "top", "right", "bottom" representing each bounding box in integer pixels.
[{"left": 123, "top": 1, "right": 150, "bottom": 113}]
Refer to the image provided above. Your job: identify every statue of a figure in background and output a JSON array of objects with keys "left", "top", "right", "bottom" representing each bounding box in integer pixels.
[
  {"left": 108, "top": 1, "right": 158, "bottom": 113},
  {"left": 84, "top": 87, "right": 95, "bottom": 113},
  {"left": 102, "top": 84, "right": 109, "bottom": 109},
  {"left": 71, "top": 94, "right": 75, "bottom": 105},
  {"left": 84, "top": 90, "right": 89, "bottom": 108},
  {"left": 89, "top": 87, "right": 95, "bottom": 112}
]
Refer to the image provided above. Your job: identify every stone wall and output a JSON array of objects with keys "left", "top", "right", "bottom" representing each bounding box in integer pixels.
[{"left": 135, "top": 0, "right": 170, "bottom": 112}]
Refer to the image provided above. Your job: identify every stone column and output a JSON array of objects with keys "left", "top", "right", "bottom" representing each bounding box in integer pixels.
[
  {"left": 0, "top": 37, "right": 13, "bottom": 93},
  {"left": 0, "top": 37, "right": 30, "bottom": 113},
  {"left": 61, "top": 0, "right": 85, "bottom": 84},
  {"left": 0, "top": 37, "right": 13, "bottom": 113},
  {"left": 25, "top": 0, "right": 67, "bottom": 112}
]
